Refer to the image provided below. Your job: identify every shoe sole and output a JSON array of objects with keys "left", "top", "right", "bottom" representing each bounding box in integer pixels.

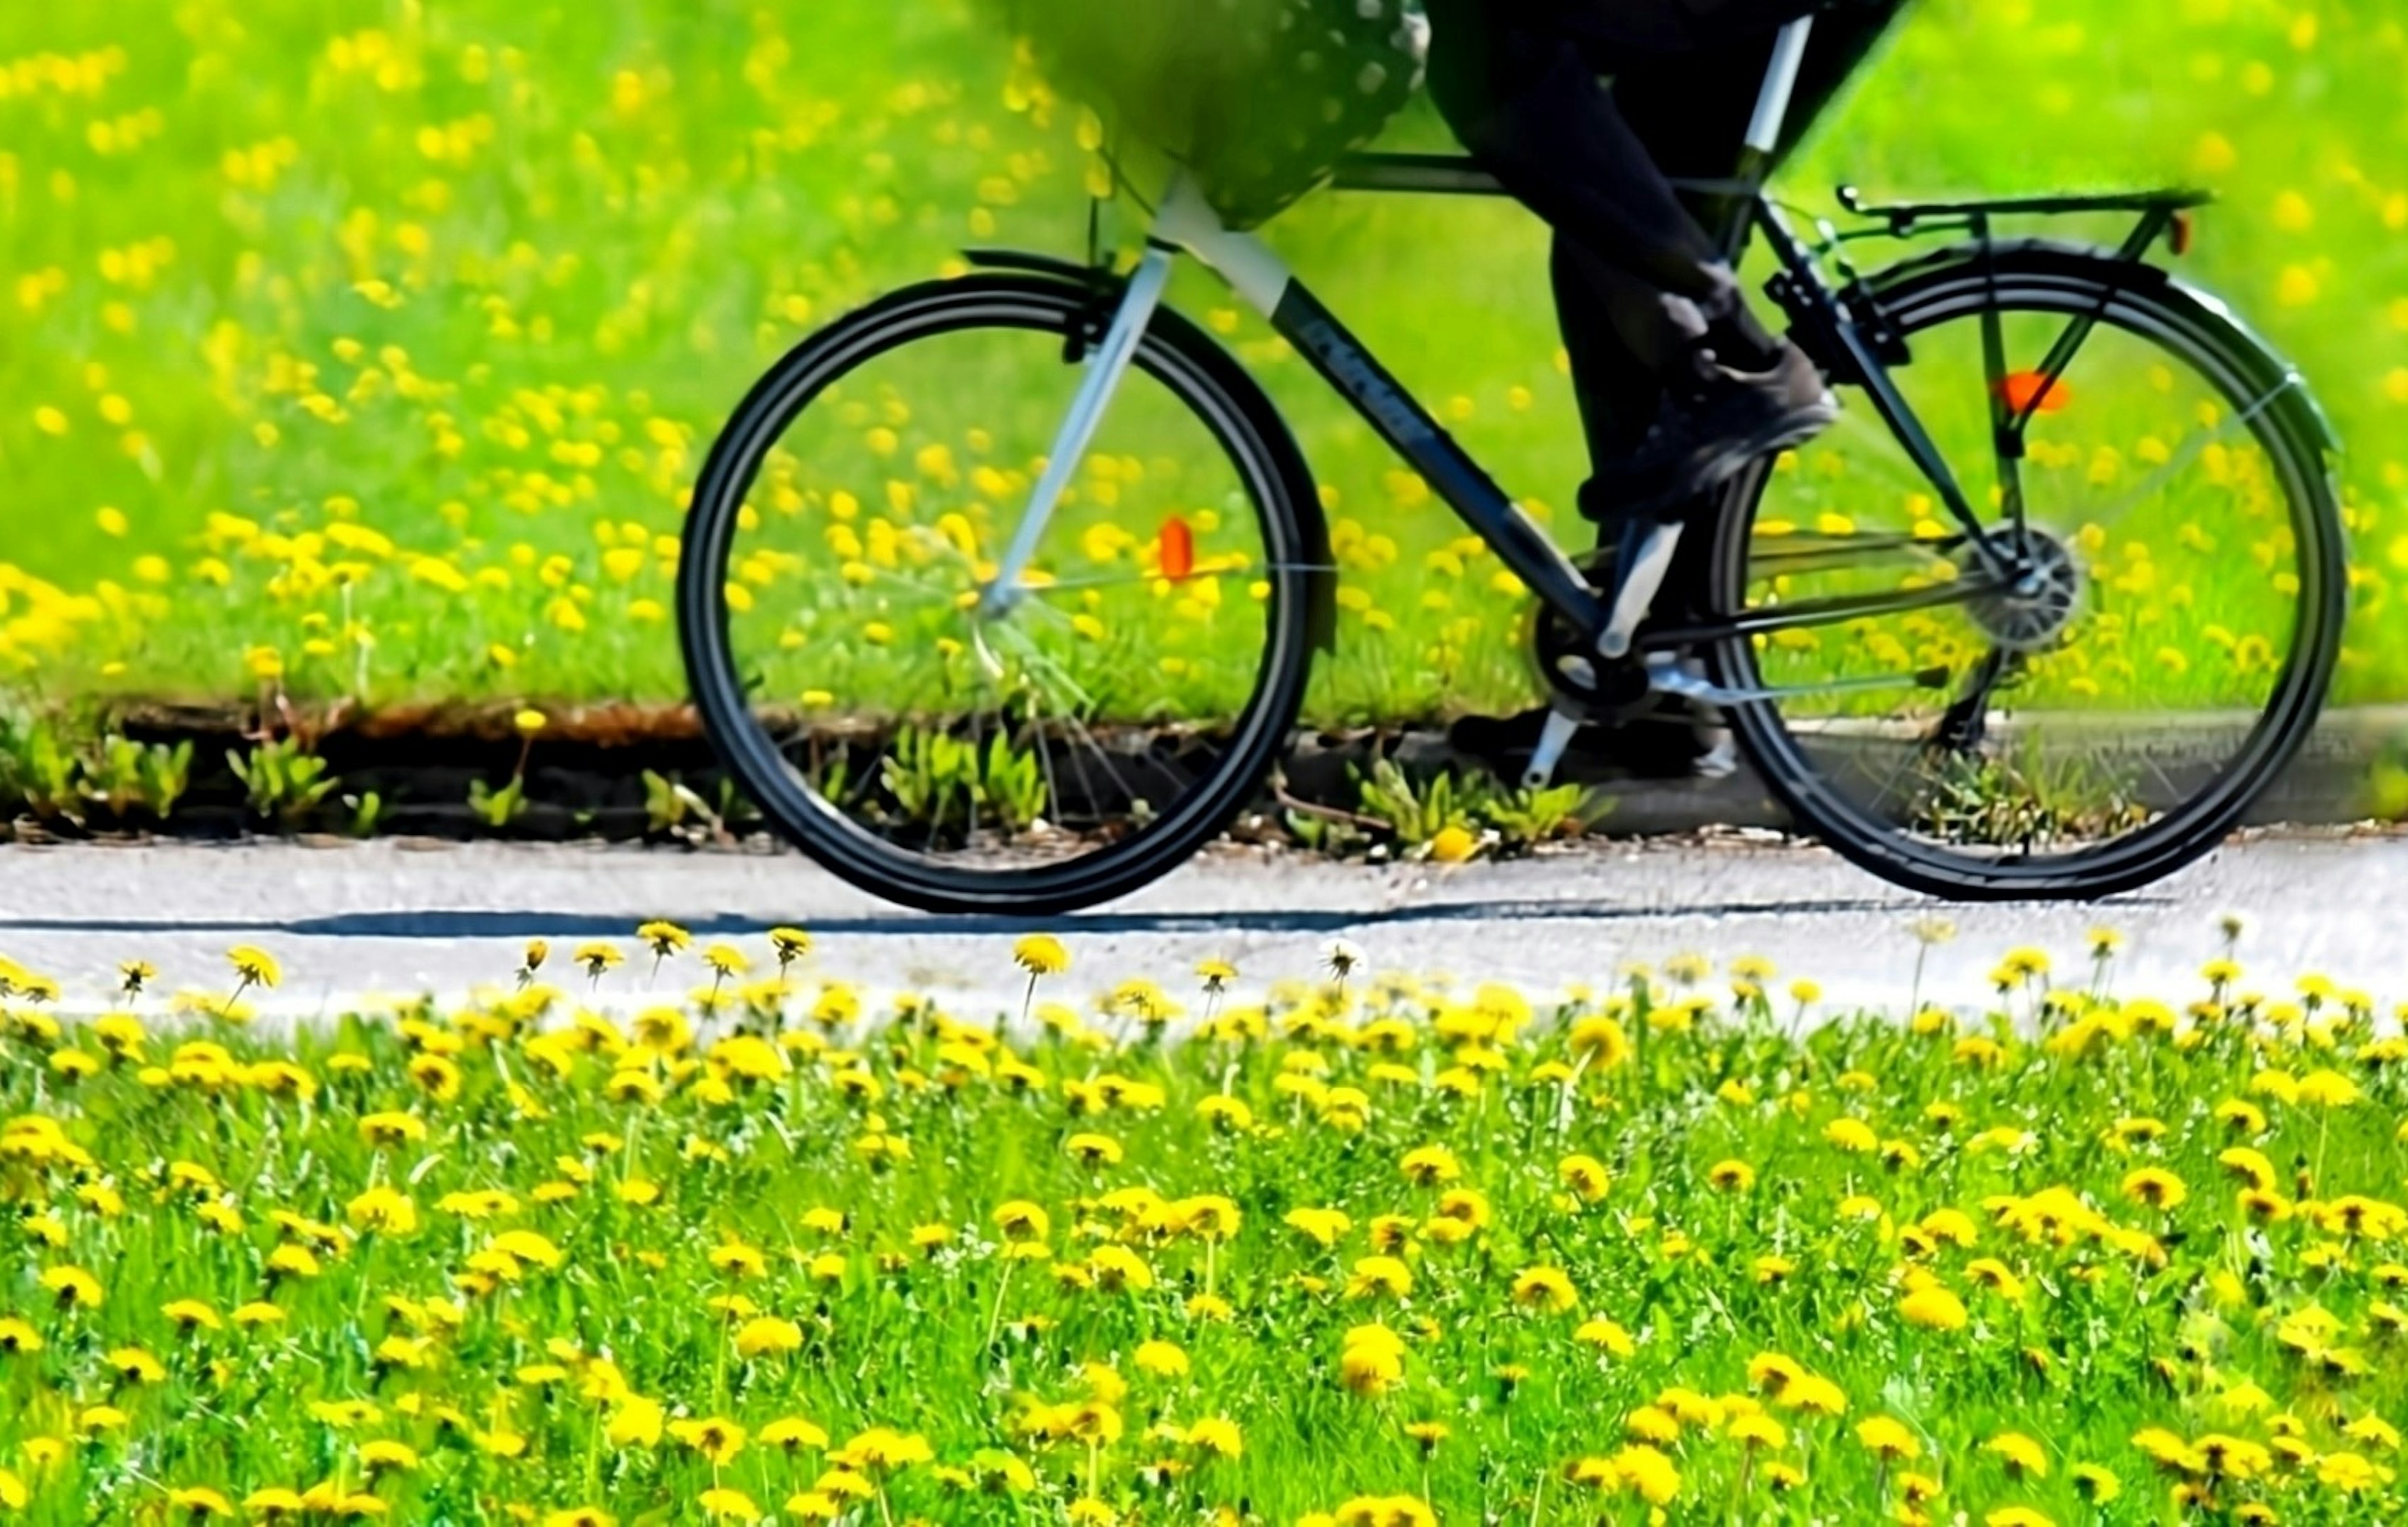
[{"left": 1625, "top": 393, "right": 1840, "bottom": 521}]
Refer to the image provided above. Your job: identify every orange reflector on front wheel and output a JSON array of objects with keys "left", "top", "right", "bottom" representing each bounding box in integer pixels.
[
  {"left": 1159, "top": 516, "right": 1195, "bottom": 581},
  {"left": 1999, "top": 371, "right": 2074, "bottom": 415}
]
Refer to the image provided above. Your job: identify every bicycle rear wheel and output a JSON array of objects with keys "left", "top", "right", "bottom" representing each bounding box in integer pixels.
[
  {"left": 680, "top": 273, "right": 1326, "bottom": 914},
  {"left": 1708, "top": 242, "right": 2345, "bottom": 900}
]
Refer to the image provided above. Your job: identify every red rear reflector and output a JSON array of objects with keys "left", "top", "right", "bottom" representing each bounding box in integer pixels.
[
  {"left": 1999, "top": 371, "right": 2073, "bottom": 415},
  {"left": 1159, "top": 516, "right": 1195, "bottom": 581},
  {"left": 2170, "top": 211, "right": 2195, "bottom": 256}
]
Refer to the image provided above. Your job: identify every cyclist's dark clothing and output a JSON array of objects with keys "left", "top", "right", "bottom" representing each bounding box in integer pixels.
[{"left": 1423, "top": 0, "right": 1909, "bottom": 526}]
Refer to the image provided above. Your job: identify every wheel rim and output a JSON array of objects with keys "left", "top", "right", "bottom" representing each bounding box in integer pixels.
[
  {"left": 1717, "top": 278, "right": 2335, "bottom": 884},
  {"left": 689, "top": 292, "right": 1304, "bottom": 894}
]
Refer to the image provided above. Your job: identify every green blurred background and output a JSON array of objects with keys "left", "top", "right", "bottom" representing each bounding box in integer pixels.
[{"left": 0, "top": 0, "right": 2402, "bottom": 722}]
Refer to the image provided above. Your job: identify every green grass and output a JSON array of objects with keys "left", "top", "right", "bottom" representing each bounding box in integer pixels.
[
  {"left": 3, "top": 934, "right": 2407, "bottom": 1522},
  {"left": 1, "top": 0, "right": 2405, "bottom": 729}
]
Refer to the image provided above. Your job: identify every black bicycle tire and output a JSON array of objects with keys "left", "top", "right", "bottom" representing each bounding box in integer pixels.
[
  {"left": 1708, "top": 242, "right": 2347, "bottom": 902},
  {"left": 679, "top": 273, "right": 1328, "bottom": 916}
]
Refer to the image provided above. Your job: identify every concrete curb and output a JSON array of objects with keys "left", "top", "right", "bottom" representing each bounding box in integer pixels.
[
  {"left": 1557, "top": 704, "right": 2408, "bottom": 835},
  {"left": 1286, "top": 704, "right": 2407, "bottom": 835},
  {"left": 5, "top": 702, "right": 2400, "bottom": 845}
]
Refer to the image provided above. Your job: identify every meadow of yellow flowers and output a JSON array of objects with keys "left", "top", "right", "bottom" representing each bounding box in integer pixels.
[
  {"left": 1, "top": 0, "right": 2405, "bottom": 736},
  {"left": 3, "top": 924, "right": 2407, "bottom": 1522}
]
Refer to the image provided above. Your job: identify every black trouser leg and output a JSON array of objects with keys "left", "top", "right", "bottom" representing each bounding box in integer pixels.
[
  {"left": 1552, "top": 235, "right": 1674, "bottom": 483},
  {"left": 1562, "top": 6, "right": 1914, "bottom": 537},
  {"left": 1433, "top": 1, "right": 1913, "bottom": 539},
  {"left": 1425, "top": 1, "right": 1746, "bottom": 313}
]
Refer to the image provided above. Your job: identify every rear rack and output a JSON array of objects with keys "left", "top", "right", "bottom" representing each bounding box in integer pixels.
[
  {"left": 1834, "top": 184, "right": 2215, "bottom": 236},
  {"left": 1328, "top": 157, "right": 2214, "bottom": 234}
]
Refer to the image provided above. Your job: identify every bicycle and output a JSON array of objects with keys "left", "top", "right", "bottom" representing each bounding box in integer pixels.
[{"left": 679, "top": 16, "right": 2345, "bottom": 915}]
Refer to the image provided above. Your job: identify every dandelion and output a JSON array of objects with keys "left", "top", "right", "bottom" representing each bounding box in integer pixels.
[
  {"left": 42, "top": 1265, "right": 103, "bottom": 1310},
  {"left": 119, "top": 959, "right": 157, "bottom": 1000},
  {"left": 1338, "top": 1324, "right": 1405, "bottom": 1397},
  {"left": 1511, "top": 1265, "right": 1577, "bottom": 1313},
  {"left": 606, "top": 1397, "right": 665, "bottom": 1448},
  {"left": 1398, "top": 1144, "right": 1460, "bottom": 1186},
  {"left": 769, "top": 926, "right": 812, "bottom": 974},
  {"left": 1558, "top": 1152, "right": 1610, "bottom": 1203},
  {"left": 1346, "top": 1254, "right": 1413, "bottom": 1300},
  {"left": 2297, "top": 1067, "right": 2360, "bottom": 1106},
  {"left": 1858, "top": 1415, "right": 1921, "bottom": 1464},
  {"left": 2121, "top": 1166, "right": 2189, "bottom": 1210},
  {"left": 357, "top": 1111, "right": 427, "bottom": 1148},
  {"left": 1322, "top": 938, "right": 1365, "bottom": 994},
  {"left": 1133, "top": 1339, "right": 1188, "bottom": 1377},
  {"left": 1899, "top": 1284, "right": 1968, "bottom": 1332},
  {"left": 167, "top": 1486, "right": 235, "bottom": 1519},
  {"left": 517, "top": 939, "right": 548, "bottom": 988},
  {"left": 1013, "top": 934, "right": 1069, "bottom": 976},
  {"left": 1196, "top": 956, "right": 1237, "bottom": 1018},
  {"left": 1106, "top": 978, "right": 1178, "bottom": 1033},
  {"left": 670, "top": 1417, "right": 748, "bottom": 1466},
  {"left": 733, "top": 1316, "right": 803, "bottom": 1359},
  {"left": 1905, "top": 916, "right": 1955, "bottom": 1011},
  {"left": 2070, "top": 1463, "right": 2121, "bottom": 1502},
  {"left": 1013, "top": 934, "right": 1068, "bottom": 1027},
  {"left": 760, "top": 1417, "right": 830, "bottom": 1452},
  {"left": 636, "top": 919, "right": 690, "bottom": 976},
  {"left": 1985, "top": 1431, "right": 2051, "bottom": 1479},
  {"left": 576, "top": 942, "right": 625, "bottom": 985},
  {"left": 226, "top": 944, "right": 281, "bottom": 1004},
  {"left": 697, "top": 942, "right": 748, "bottom": 1007},
  {"left": 1707, "top": 1158, "right": 1756, "bottom": 1193},
  {"left": 1185, "top": 1406, "right": 1242, "bottom": 1454},
  {"left": 346, "top": 1186, "right": 418, "bottom": 1235}
]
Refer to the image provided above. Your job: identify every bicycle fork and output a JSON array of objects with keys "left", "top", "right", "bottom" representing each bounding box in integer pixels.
[{"left": 976, "top": 245, "right": 1178, "bottom": 619}]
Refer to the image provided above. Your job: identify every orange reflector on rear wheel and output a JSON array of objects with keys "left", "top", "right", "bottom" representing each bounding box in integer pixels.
[
  {"left": 1159, "top": 515, "right": 1195, "bottom": 581},
  {"left": 1999, "top": 371, "right": 2074, "bottom": 415}
]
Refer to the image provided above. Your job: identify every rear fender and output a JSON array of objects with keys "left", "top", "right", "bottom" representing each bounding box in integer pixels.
[{"left": 1844, "top": 238, "right": 2340, "bottom": 458}]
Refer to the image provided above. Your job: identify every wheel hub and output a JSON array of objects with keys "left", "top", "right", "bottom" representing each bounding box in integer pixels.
[{"left": 1969, "top": 527, "right": 2083, "bottom": 652}]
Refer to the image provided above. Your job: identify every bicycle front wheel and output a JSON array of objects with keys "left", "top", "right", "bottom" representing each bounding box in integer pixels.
[
  {"left": 1708, "top": 241, "right": 2345, "bottom": 901},
  {"left": 680, "top": 273, "right": 1326, "bottom": 914}
]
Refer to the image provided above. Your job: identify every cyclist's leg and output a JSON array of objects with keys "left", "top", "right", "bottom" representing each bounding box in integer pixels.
[
  {"left": 1563, "top": 1, "right": 1914, "bottom": 539},
  {"left": 1623, "top": 1, "right": 1914, "bottom": 181},
  {"left": 1422, "top": 0, "right": 1775, "bottom": 372}
]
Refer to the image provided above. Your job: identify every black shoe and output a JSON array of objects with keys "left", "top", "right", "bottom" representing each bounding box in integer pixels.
[
  {"left": 1585, "top": 342, "right": 1839, "bottom": 523},
  {"left": 1449, "top": 690, "right": 1738, "bottom": 784}
]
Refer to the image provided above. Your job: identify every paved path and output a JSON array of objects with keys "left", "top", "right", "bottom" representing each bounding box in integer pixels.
[{"left": 0, "top": 832, "right": 2397, "bottom": 1022}]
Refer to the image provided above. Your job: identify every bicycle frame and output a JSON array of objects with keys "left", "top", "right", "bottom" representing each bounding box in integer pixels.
[{"left": 984, "top": 15, "right": 2208, "bottom": 662}]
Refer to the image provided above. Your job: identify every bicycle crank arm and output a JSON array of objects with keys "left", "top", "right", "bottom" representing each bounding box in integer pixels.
[{"left": 1645, "top": 655, "right": 1950, "bottom": 707}]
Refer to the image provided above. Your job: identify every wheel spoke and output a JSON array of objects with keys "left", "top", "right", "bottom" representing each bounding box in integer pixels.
[{"left": 2079, "top": 374, "right": 2300, "bottom": 533}]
